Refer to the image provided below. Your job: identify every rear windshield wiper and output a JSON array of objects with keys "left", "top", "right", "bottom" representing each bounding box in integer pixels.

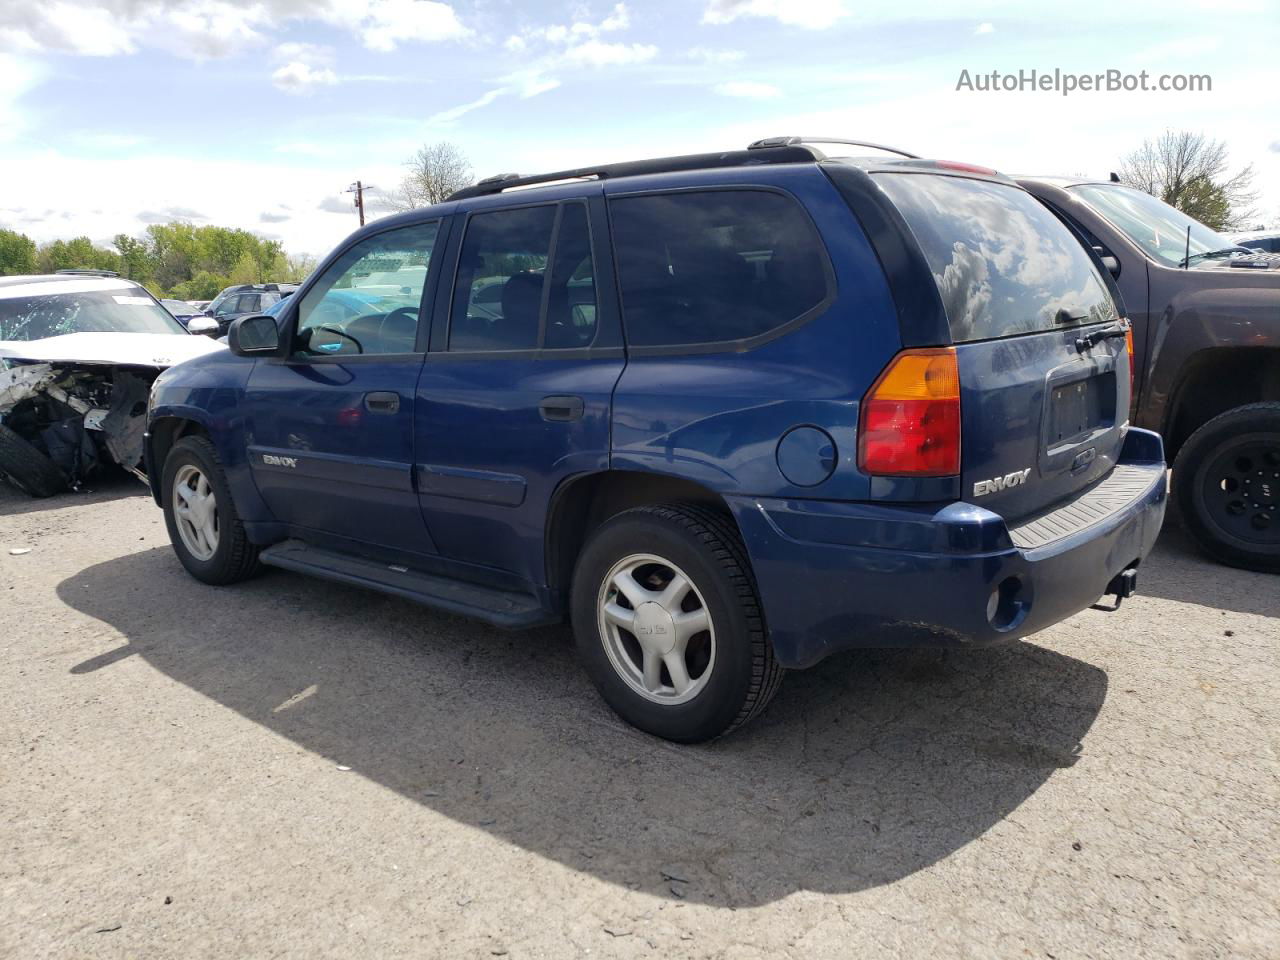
[{"left": 1075, "top": 320, "right": 1130, "bottom": 353}]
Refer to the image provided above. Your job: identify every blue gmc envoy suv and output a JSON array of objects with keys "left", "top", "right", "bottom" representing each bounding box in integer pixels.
[{"left": 146, "top": 137, "right": 1167, "bottom": 742}]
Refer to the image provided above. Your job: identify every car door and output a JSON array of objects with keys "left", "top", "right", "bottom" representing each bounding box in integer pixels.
[
  {"left": 414, "top": 191, "right": 625, "bottom": 586},
  {"left": 244, "top": 219, "right": 445, "bottom": 557}
]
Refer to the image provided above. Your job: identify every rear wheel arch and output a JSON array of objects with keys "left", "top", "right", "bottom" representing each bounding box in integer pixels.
[
  {"left": 544, "top": 470, "right": 742, "bottom": 599},
  {"left": 1164, "top": 348, "right": 1280, "bottom": 461}
]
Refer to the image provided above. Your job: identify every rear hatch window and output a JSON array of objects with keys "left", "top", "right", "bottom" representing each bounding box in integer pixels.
[
  {"left": 873, "top": 173, "right": 1118, "bottom": 341},
  {"left": 871, "top": 172, "right": 1129, "bottom": 523}
]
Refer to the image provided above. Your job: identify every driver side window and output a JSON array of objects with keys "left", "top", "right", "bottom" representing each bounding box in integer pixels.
[{"left": 295, "top": 221, "right": 439, "bottom": 357}]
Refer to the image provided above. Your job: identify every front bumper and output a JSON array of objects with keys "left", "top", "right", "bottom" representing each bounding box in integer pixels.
[{"left": 728, "top": 428, "right": 1167, "bottom": 668}]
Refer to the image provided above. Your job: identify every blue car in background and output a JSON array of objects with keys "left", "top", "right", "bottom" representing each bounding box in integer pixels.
[{"left": 145, "top": 138, "right": 1167, "bottom": 742}]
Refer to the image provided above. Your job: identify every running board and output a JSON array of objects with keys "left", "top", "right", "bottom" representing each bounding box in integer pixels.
[{"left": 258, "top": 539, "right": 556, "bottom": 629}]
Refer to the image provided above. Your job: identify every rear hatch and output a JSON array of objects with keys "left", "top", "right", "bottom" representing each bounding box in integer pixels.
[{"left": 874, "top": 171, "right": 1129, "bottom": 524}]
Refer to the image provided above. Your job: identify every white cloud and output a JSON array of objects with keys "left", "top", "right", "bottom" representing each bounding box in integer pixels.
[
  {"left": 688, "top": 46, "right": 745, "bottom": 64},
  {"left": 599, "top": 3, "right": 631, "bottom": 31},
  {"left": 714, "top": 80, "right": 781, "bottom": 99},
  {"left": 974, "top": 22, "right": 995, "bottom": 35},
  {"left": 0, "top": 1, "right": 469, "bottom": 60},
  {"left": 0, "top": 54, "right": 45, "bottom": 143},
  {"left": 336, "top": 0, "right": 470, "bottom": 52},
  {"left": 564, "top": 40, "right": 657, "bottom": 67},
  {"left": 429, "top": 87, "right": 507, "bottom": 124},
  {"left": 270, "top": 41, "right": 339, "bottom": 94},
  {"left": 0, "top": 3, "right": 135, "bottom": 56},
  {"left": 272, "top": 61, "right": 339, "bottom": 95},
  {"left": 507, "top": 3, "right": 654, "bottom": 68},
  {"left": 702, "top": 0, "right": 847, "bottom": 29}
]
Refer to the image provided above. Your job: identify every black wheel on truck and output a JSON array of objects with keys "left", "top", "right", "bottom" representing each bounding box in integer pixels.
[
  {"left": 161, "top": 435, "right": 262, "bottom": 584},
  {"left": 570, "top": 503, "right": 783, "bottom": 743},
  {"left": 1173, "top": 402, "right": 1280, "bottom": 573},
  {"left": 0, "top": 423, "right": 67, "bottom": 498}
]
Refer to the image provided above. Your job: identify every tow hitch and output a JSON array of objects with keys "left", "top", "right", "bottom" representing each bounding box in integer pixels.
[{"left": 1091, "top": 567, "right": 1138, "bottom": 612}]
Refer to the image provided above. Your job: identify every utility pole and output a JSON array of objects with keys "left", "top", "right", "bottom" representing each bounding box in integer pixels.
[{"left": 346, "top": 180, "right": 366, "bottom": 227}]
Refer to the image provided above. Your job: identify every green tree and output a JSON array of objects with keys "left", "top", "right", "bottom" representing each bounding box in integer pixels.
[
  {"left": 35, "top": 236, "right": 120, "bottom": 274},
  {"left": 112, "top": 233, "right": 153, "bottom": 283},
  {"left": 0, "top": 228, "right": 37, "bottom": 275},
  {"left": 1119, "top": 130, "right": 1257, "bottom": 229}
]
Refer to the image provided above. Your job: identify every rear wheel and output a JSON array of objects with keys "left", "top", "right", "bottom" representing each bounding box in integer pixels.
[
  {"left": 162, "top": 436, "right": 262, "bottom": 584},
  {"left": 571, "top": 504, "right": 782, "bottom": 742},
  {"left": 1174, "top": 402, "right": 1280, "bottom": 573},
  {"left": 0, "top": 423, "right": 66, "bottom": 498}
]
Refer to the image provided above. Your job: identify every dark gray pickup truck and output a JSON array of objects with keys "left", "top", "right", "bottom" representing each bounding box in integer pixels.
[{"left": 1019, "top": 176, "right": 1279, "bottom": 572}]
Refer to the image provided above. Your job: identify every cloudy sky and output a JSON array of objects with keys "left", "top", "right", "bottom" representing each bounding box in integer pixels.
[{"left": 2, "top": 0, "right": 1278, "bottom": 257}]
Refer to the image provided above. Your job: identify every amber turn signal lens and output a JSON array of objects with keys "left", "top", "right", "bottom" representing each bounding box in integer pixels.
[{"left": 858, "top": 347, "right": 962, "bottom": 477}]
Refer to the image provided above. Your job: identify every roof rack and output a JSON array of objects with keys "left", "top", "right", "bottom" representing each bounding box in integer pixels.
[
  {"left": 447, "top": 144, "right": 822, "bottom": 201},
  {"left": 748, "top": 137, "right": 920, "bottom": 159},
  {"left": 54, "top": 268, "right": 120, "bottom": 278}
]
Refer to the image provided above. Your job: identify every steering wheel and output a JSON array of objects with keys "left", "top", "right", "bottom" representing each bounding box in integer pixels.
[
  {"left": 376, "top": 306, "right": 419, "bottom": 347},
  {"left": 315, "top": 325, "right": 363, "bottom": 354}
]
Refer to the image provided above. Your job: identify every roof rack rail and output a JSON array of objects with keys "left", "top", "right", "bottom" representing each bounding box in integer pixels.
[
  {"left": 448, "top": 144, "right": 822, "bottom": 201},
  {"left": 54, "top": 268, "right": 120, "bottom": 278},
  {"left": 748, "top": 136, "right": 920, "bottom": 160}
]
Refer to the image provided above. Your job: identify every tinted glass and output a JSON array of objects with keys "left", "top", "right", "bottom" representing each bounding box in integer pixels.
[
  {"left": 295, "top": 221, "right": 438, "bottom": 356},
  {"left": 876, "top": 173, "right": 1118, "bottom": 342},
  {"left": 1069, "top": 183, "right": 1246, "bottom": 267},
  {"left": 545, "top": 203, "right": 597, "bottom": 349},
  {"left": 0, "top": 287, "right": 185, "bottom": 340},
  {"left": 610, "top": 190, "right": 829, "bottom": 347},
  {"left": 450, "top": 206, "right": 555, "bottom": 351}
]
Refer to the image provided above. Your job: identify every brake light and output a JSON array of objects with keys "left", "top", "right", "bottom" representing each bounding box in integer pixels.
[
  {"left": 1124, "top": 327, "right": 1135, "bottom": 392},
  {"left": 858, "top": 347, "right": 961, "bottom": 476}
]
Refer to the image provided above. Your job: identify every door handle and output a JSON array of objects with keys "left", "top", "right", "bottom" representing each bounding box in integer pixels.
[
  {"left": 538, "top": 395, "right": 585, "bottom": 422},
  {"left": 364, "top": 391, "right": 401, "bottom": 414}
]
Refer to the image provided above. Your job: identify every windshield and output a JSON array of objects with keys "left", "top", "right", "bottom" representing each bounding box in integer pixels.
[
  {"left": 0, "top": 288, "right": 186, "bottom": 341},
  {"left": 1069, "top": 183, "right": 1245, "bottom": 267},
  {"left": 875, "top": 172, "right": 1119, "bottom": 342},
  {"left": 161, "top": 299, "right": 197, "bottom": 314}
]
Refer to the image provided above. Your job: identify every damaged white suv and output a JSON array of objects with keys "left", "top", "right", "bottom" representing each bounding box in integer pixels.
[{"left": 0, "top": 272, "right": 224, "bottom": 498}]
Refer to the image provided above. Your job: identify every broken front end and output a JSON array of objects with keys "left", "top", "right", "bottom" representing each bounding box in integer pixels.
[{"left": 0, "top": 362, "right": 154, "bottom": 497}]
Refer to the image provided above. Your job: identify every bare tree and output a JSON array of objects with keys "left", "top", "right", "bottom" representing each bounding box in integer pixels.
[
  {"left": 1118, "top": 130, "right": 1257, "bottom": 230},
  {"left": 389, "top": 142, "right": 474, "bottom": 211}
]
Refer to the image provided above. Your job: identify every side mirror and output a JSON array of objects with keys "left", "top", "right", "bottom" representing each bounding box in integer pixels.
[
  {"left": 1100, "top": 255, "right": 1121, "bottom": 278},
  {"left": 228, "top": 314, "right": 282, "bottom": 357},
  {"left": 186, "top": 316, "right": 220, "bottom": 337}
]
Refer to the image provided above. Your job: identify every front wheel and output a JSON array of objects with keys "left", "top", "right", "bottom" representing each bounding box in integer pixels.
[
  {"left": 162, "top": 436, "right": 262, "bottom": 584},
  {"left": 570, "top": 504, "right": 783, "bottom": 742},
  {"left": 1173, "top": 402, "right": 1280, "bottom": 573}
]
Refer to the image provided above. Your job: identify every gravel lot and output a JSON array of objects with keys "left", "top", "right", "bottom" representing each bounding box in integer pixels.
[{"left": 1, "top": 475, "right": 1277, "bottom": 959}]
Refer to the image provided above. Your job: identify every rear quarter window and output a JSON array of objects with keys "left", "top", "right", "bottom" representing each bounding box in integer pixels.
[
  {"left": 609, "top": 189, "right": 832, "bottom": 349},
  {"left": 874, "top": 173, "right": 1117, "bottom": 342}
]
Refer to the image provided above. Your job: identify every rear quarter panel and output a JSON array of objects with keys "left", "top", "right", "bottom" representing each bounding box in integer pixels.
[{"left": 608, "top": 165, "right": 902, "bottom": 501}]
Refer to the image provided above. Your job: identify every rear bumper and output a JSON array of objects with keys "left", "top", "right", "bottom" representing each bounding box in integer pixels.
[{"left": 728, "top": 428, "right": 1167, "bottom": 668}]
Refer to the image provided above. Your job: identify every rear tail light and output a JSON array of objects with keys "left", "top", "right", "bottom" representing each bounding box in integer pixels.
[
  {"left": 858, "top": 347, "right": 962, "bottom": 476},
  {"left": 1124, "top": 327, "right": 1135, "bottom": 393}
]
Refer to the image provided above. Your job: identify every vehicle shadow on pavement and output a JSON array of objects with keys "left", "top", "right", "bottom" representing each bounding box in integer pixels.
[
  {"left": 1140, "top": 523, "right": 1280, "bottom": 619},
  {"left": 0, "top": 473, "right": 149, "bottom": 517},
  {"left": 58, "top": 547, "right": 1108, "bottom": 909}
]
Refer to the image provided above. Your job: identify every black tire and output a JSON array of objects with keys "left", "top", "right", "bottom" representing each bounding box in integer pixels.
[
  {"left": 570, "top": 503, "right": 783, "bottom": 742},
  {"left": 1173, "top": 402, "right": 1280, "bottom": 573},
  {"left": 161, "top": 435, "right": 262, "bottom": 584},
  {"left": 0, "top": 423, "right": 67, "bottom": 498}
]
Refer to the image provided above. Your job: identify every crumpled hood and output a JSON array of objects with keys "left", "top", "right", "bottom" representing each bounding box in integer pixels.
[{"left": 0, "top": 332, "right": 226, "bottom": 368}]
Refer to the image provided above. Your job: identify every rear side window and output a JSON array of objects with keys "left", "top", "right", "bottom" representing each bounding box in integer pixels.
[
  {"left": 875, "top": 174, "right": 1118, "bottom": 342},
  {"left": 449, "top": 202, "right": 598, "bottom": 352},
  {"left": 610, "top": 189, "right": 830, "bottom": 348}
]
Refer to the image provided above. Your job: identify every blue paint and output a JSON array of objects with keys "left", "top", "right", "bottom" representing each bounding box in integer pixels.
[{"left": 147, "top": 155, "right": 1167, "bottom": 667}]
